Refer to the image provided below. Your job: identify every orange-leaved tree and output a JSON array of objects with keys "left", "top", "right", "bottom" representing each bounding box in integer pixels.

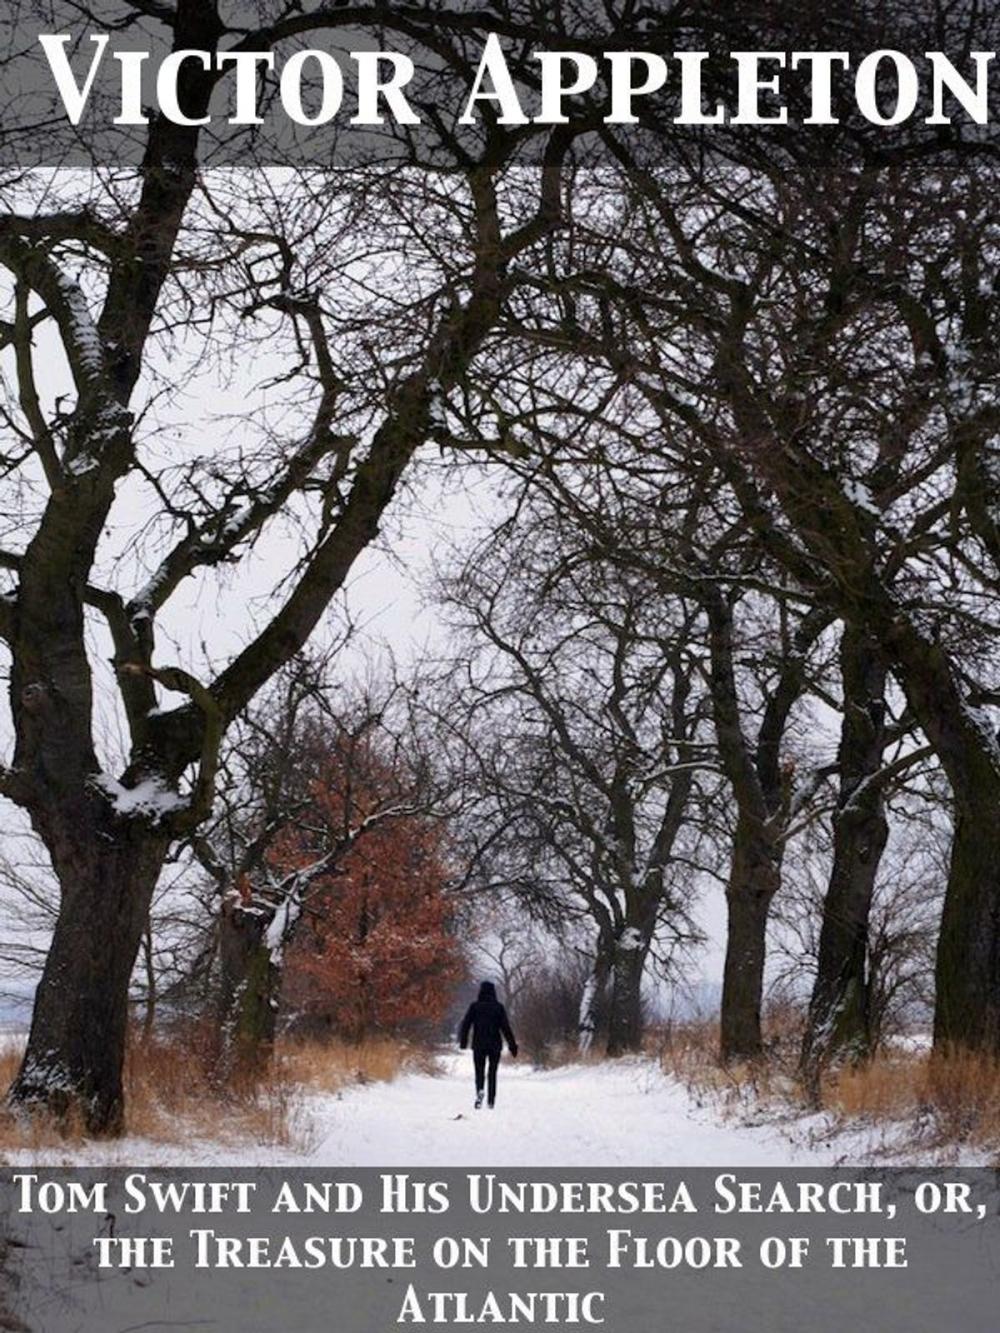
[{"left": 274, "top": 729, "right": 463, "bottom": 1043}]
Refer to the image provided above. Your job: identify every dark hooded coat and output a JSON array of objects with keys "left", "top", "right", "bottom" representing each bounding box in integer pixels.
[{"left": 459, "top": 981, "right": 518, "bottom": 1056}]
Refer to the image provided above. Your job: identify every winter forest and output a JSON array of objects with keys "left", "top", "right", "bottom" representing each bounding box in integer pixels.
[{"left": 2, "top": 0, "right": 1000, "bottom": 1161}]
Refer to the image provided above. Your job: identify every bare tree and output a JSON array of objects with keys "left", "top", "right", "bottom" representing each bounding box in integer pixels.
[
  {"left": 643, "top": 158, "right": 1000, "bottom": 1055},
  {"left": 0, "top": 2, "right": 573, "bottom": 1131},
  {"left": 700, "top": 590, "right": 829, "bottom": 1061},
  {"left": 470, "top": 404, "right": 835, "bottom": 1062},
  {"left": 776, "top": 780, "right": 948, "bottom": 1062},
  {"left": 437, "top": 513, "right": 713, "bottom": 1055},
  {"left": 494, "top": 106, "right": 1000, "bottom": 1057},
  {"left": 464, "top": 906, "right": 549, "bottom": 1016}
]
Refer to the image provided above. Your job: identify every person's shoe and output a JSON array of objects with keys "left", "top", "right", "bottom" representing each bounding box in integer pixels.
[
  {"left": 475, "top": 1092, "right": 483, "bottom": 1109},
  {"left": 488, "top": 1102, "right": 495, "bottom": 1109}
]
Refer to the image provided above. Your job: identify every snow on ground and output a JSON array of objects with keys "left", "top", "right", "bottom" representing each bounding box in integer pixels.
[
  {"left": 5, "top": 1051, "right": 986, "bottom": 1168},
  {"left": 287, "top": 1054, "right": 829, "bottom": 1168}
]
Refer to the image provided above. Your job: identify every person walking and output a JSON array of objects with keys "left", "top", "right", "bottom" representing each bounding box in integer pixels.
[{"left": 458, "top": 981, "right": 518, "bottom": 1109}]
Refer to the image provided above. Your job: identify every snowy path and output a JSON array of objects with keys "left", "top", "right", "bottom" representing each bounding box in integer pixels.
[
  {"left": 6, "top": 1052, "right": 862, "bottom": 1167},
  {"left": 294, "top": 1053, "right": 836, "bottom": 1167}
]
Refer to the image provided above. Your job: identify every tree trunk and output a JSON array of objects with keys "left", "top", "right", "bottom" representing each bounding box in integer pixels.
[
  {"left": 718, "top": 408, "right": 1000, "bottom": 1054},
  {"left": 828, "top": 616, "right": 1000, "bottom": 1053},
  {"left": 801, "top": 634, "right": 888, "bottom": 1090},
  {"left": 217, "top": 899, "right": 281, "bottom": 1081},
  {"left": 578, "top": 945, "right": 612, "bottom": 1054},
  {"left": 719, "top": 816, "right": 781, "bottom": 1063},
  {"left": 606, "top": 931, "right": 648, "bottom": 1056},
  {"left": 934, "top": 800, "right": 1000, "bottom": 1049},
  {"left": 703, "top": 589, "right": 801, "bottom": 1066},
  {"left": 8, "top": 831, "right": 168, "bottom": 1136},
  {"left": 874, "top": 619, "right": 1000, "bottom": 1051}
]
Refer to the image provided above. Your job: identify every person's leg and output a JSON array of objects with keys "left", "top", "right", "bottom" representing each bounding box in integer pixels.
[
  {"left": 473, "top": 1049, "right": 486, "bottom": 1107},
  {"left": 487, "top": 1050, "right": 500, "bottom": 1107}
]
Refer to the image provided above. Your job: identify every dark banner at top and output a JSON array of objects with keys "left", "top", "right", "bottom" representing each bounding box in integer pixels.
[{"left": 2, "top": 1, "right": 1000, "bottom": 168}]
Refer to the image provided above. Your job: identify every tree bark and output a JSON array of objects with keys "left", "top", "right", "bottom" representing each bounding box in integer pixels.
[
  {"left": 578, "top": 943, "right": 612, "bottom": 1054},
  {"left": 704, "top": 590, "right": 811, "bottom": 1064},
  {"left": 801, "top": 632, "right": 888, "bottom": 1089},
  {"left": 605, "top": 930, "right": 649, "bottom": 1056},
  {"left": 7, "top": 829, "right": 168, "bottom": 1136},
  {"left": 217, "top": 899, "right": 281, "bottom": 1082},
  {"left": 934, "top": 801, "right": 1000, "bottom": 1049},
  {"left": 867, "top": 618, "right": 1000, "bottom": 1050},
  {"left": 719, "top": 814, "right": 781, "bottom": 1062}
]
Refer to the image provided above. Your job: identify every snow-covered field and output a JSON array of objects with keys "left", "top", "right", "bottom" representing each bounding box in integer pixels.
[{"left": 4, "top": 1051, "right": 985, "bottom": 1168}]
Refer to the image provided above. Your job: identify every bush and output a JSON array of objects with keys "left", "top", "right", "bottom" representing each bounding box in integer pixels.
[{"left": 511, "top": 953, "right": 591, "bottom": 1065}]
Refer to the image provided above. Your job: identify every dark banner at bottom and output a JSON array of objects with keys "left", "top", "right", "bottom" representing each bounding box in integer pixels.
[{"left": 2, "top": 1168, "right": 999, "bottom": 1331}]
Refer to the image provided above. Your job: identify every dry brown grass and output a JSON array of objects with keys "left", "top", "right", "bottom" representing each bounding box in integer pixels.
[
  {"left": 0, "top": 1027, "right": 425, "bottom": 1156},
  {"left": 278, "top": 1034, "right": 437, "bottom": 1092},
  {"left": 655, "top": 1016, "right": 719, "bottom": 1072},
  {"left": 0, "top": 1044, "right": 19, "bottom": 1093},
  {"left": 123, "top": 1027, "right": 305, "bottom": 1149},
  {"left": 824, "top": 1046, "right": 1000, "bottom": 1150},
  {"left": 654, "top": 1014, "right": 800, "bottom": 1113},
  {"left": 526, "top": 1039, "right": 616, "bottom": 1069},
  {"left": 655, "top": 1012, "right": 1000, "bottom": 1156},
  {"left": 824, "top": 1052, "right": 923, "bottom": 1120}
]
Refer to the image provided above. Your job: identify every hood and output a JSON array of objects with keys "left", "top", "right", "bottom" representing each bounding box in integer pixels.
[{"left": 478, "top": 981, "right": 498, "bottom": 1003}]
